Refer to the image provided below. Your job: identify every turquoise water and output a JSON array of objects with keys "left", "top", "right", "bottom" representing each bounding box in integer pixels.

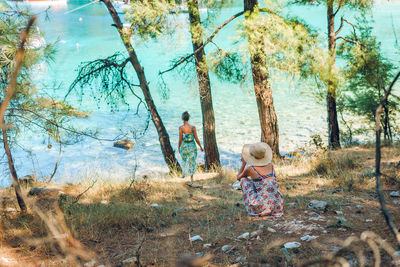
[{"left": 0, "top": 0, "right": 399, "bottom": 185}]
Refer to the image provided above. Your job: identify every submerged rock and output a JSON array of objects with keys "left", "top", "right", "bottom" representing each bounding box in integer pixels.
[
  {"left": 308, "top": 200, "right": 328, "bottom": 211},
  {"left": 113, "top": 139, "right": 134, "bottom": 150}
]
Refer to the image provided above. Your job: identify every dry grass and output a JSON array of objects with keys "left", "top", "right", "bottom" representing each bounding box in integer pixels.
[{"left": 1, "top": 145, "right": 400, "bottom": 266}]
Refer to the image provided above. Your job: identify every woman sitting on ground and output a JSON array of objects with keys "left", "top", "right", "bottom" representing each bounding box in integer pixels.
[
  {"left": 178, "top": 111, "right": 204, "bottom": 183},
  {"left": 237, "top": 142, "right": 284, "bottom": 218}
]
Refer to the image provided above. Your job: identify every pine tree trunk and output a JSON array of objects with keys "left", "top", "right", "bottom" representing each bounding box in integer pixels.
[
  {"left": 327, "top": 0, "right": 341, "bottom": 150},
  {"left": 102, "top": 0, "right": 181, "bottom": 172},
  {"left": 244, "top": 0, "right": 280, "bottom": 156},
  {"left": 2, "top": 124, "right": 27, "bottom": 212},
  {"left": 188, "top": 0, "right": 221, "bottom": 169}
]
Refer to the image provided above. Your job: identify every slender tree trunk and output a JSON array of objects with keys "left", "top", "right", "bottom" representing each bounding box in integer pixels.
[
  {"left": 244, "top": 0, "right": 280, "bottom": 156},
  {"left": 187, "top": 0, "right": 220, "bottom": 169},
  {"left": 0, "top": 17, "right": 36, "bottom": 213},
  {"left": 327, "top": 0, "right": 341, "bottom": 150},
  {"left": 2, "top": 127, "right": 26, "bottom": 212},
  {"left": 101, "top": 0, "right": 181, "bottom": 172}
]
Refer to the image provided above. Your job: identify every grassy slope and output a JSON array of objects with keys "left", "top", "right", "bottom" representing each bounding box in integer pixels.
[{"left": 0, "top": 145, "right": 400, "bottom": 266}]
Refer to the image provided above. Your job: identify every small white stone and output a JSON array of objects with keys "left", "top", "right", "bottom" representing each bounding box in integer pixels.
[
  {"left": 284, "top": 242, "right": 301, "bottom": 249},
  {"left": 365, "top": 219, "right": 373, "bottom": 222},
  {"left": 310, "top": 215, "right": 325, "bottom": 221},
  {"left": 6, "top": 207, "right": 17, "bottom": 212},
  {"left": 308, "top": 200, "right": 328, "bottom": 211},
  {"left": 122, "top": 257, "right": 137, "bottom": 265},
  {"left": 335, "top": 210, "right": 343, "bottom": 215},
  {"left": 221, "top": 245, "right": 233, "bottom": 253},
  {"left": 190, "top": 235, "right": 203, "bottom": 242},
  {"left": 203, "top": 243, "right": 213, "bottom": 248},
  {"left": 83, "top": 260, "right": 96, "bottom": 267},
  {"left": 356, "top": 205, "right": 363, "bottom": 209},
  {"left": 300, "top": 235, "right": 318, "bottom": 242},
  {"left": 237, "top": 232, "right": 250, "bottom": 239},
  {"left": 235, "top": 256, "right": 247, "bottom": 262},
  {"left": 232, "top": 181, "right": 242, "bottom": 190},
  {"left": 196, "top": 252, "right": 204, "bottom": 257},
  {"left": 258, "top": 224, "right": 265, "bottom": 229},
  {"left": 390, "top": 191, "right": 400, "bottom": 197},
  {"left": 250, "top": 230, "right": 261, "bottom": 238},
  {"left": 151, "top": 203, "right": 160, "bottom": 208},
  {"left": 100, "top": 200, "right": 108, "bottom": 205},
  {"left": 267, "top": 227, "right": 276, "bottom": 233}
]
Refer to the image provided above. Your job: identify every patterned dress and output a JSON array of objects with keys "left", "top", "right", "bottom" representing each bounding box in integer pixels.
[
  {"left": 241, "top": 166, "right": 284, "bottom": 218},
  {"left": 180, "top": 132, "right": 197, "bottom": 176}
]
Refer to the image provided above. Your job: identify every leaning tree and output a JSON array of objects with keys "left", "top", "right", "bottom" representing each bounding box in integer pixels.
[
  {"left": 68, "top": 0, "right": 181, "bottom": 172},
  {"left": 1, "top": 8, "right": 91, "bottom": 211}
]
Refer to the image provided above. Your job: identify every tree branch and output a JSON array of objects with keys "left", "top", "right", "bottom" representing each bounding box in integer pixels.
[
  {"left": 333, "top": 0, "right": 344, "bottom": 16},
  {"left": 375, "top": 70, "right": 400, "bottom": 247},
  {"left": 335, "top": 36, "right": 366, "bottom": 48},
  {"left": 159, "top": 11, "right": 245, "bottom": 75},
  {"left": 335, "top": 17, "right": 344, "bottom": 35}
]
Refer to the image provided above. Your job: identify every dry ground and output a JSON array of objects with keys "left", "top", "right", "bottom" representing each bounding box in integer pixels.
[{"left": 1, "top": 145, "right": 400, "bottom": 266}]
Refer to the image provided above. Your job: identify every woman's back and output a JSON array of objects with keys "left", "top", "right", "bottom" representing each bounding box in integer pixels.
[
  {"left": 180, "top": 124, "right": 194, "bottom": 135},
  {"left": 248, "top": 164, "right": 275, "bottom": 180}
]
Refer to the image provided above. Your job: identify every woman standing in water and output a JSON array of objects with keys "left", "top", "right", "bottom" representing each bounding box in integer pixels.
[{"left": 178, "top": 111, "right": 204, "bottom": 183}]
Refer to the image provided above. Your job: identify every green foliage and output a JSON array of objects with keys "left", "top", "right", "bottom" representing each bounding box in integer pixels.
[
  {"left": 217, "top": 5, "right": 321, "bottom": 84},
  {"left": 209, "top": 50, "right": 248, "bottom": 84},
  {"left": 124, "top": 0, "right": 175, "bottom": 40},
  {"left": 289, "top": 0, "right": 373, "bottom": 11},
  {"left": 337, "top": 16, "right": 398, "bottom": 134},
  {"left": 0, "top": 7, "right": 87, "bottom": 147}
]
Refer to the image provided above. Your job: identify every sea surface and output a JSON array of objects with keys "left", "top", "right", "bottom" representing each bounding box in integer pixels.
[{"left": 0, "top": 0, "right": 399, "bottom": 186}]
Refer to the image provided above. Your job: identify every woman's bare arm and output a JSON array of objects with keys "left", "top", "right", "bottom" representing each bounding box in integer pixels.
[
  {"left": 193, "top": 127, "right": 204, "bottom": 151},
  {"left": 237, "top": 167, "right": 249, "bottom": 180},
  {"left": 178, "top": 127, "right": 182, "bottom": 151},
  {"left": 237, "top": 158, "right": 249, "bottom": 181}
]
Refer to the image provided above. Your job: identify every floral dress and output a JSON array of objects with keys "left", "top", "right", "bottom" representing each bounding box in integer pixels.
[
  {"left": 180, "top": 132, "right": 197, "bottom": 176},
  {"left": 241, "top": 166, "right": 284, "bottom": 218}
]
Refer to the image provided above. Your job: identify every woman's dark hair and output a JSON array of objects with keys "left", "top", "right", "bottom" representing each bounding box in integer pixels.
[{"left": 182, "top": 111, "right": 190, "bottom": 121}]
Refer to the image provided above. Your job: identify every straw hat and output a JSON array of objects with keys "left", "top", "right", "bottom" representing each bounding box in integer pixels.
[{"left": 242, "top": 142, "right": 273, "bottom": 166}]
